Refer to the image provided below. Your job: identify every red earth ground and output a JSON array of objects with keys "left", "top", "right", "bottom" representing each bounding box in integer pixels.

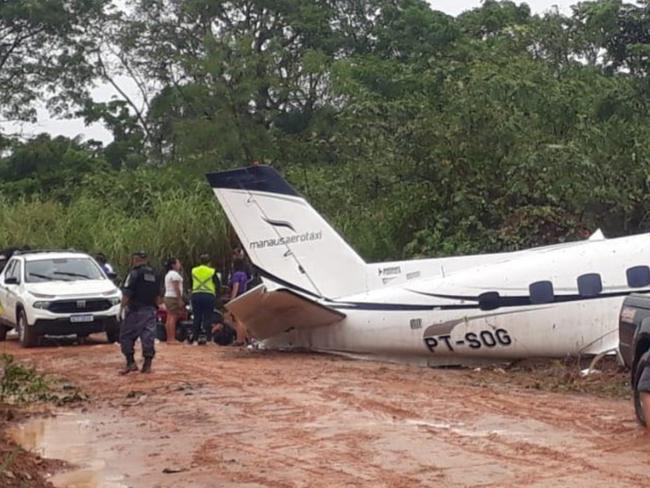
[{"left": 2, "top": 335, "right": 650, "bottom": 487}]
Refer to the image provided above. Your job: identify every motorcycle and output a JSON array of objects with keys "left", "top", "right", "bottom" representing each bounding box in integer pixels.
[{"left": 156, "top": 304, "right": 234, "bottom": 345}]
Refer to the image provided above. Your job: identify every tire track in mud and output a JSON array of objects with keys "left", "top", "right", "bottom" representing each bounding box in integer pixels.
[
  {"left": 317, "top": 377, "right": 649, "bottom": 486},
  {"left": 164, "top": 353, "right": 433, "bottom": 486},
  {"left": 317, "top": 382, "right": 583, "bottom": 485},
  {"left": 4, "top": 340, "right": 650, "bottom": 487}
]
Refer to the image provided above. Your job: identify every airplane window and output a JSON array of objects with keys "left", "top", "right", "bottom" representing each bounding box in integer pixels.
[
  {"left": 529, "top": 281, "right": 554, "bottom": 304},
  {"left": 478, "top": 291, "right": 500, "bottom": 311},
  {"left": 577, "top": 273, "right": 602, "bottom": 297},
  {"left": 626, "top": 266, "right": 650, "bottom": 288}
]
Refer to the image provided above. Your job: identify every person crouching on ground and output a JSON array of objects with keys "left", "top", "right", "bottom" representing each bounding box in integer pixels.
[
  {"left": 191, "top": 254, "right": 220, "bottom": 345},
  {"left": 163, "top": 257, "right": 184, "bottom": 344},
  {"left": 211, "top": 310, "right": 237, "bottom": 346},
  {"left": 119, "top": 251, "right": 161, "bottom": 374}
]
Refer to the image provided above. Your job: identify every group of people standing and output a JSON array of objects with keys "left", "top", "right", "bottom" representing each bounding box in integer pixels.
[
  {"left": 118, "top": 248, "right": 252, "bottom": 375},
  {"left": 163, "top": 251, "right": 251, "bottom": 345}
]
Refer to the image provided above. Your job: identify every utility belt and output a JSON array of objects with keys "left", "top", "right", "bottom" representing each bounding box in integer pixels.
[
  {"left": 191, "top": 290, "right": 216, "bottom": 296},
  {"left": 127, "top": 303, "right": 157, "bottom": 312}
]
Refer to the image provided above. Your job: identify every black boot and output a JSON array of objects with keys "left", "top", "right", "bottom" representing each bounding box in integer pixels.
[
  {"left": 120, "top": 355, "right": 138, "bottom": 375},
  {"left": 141, "top": 357, "right": 153, "bottom": 373}
]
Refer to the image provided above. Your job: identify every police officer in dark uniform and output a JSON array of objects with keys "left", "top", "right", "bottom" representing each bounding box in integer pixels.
[{"left": 120, "top": 251, "right": 161, "bottom": 374}]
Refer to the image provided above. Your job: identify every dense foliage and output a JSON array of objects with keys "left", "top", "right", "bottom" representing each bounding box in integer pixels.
[{"left": 1, "top": 0, "right": 649, "bottom": 270}]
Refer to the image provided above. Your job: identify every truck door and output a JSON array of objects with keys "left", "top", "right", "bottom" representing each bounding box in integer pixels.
[{"left": 0, "top": 259, "right": 20, "bottom": 324}]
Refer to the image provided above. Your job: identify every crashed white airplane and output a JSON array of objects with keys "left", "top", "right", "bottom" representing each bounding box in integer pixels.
[{"left": 208, "top": 165, "right": 647, "bottom": 365}]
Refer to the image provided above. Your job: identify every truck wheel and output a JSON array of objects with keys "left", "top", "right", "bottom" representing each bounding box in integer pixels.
[
  {"left": 106, "top": 320, "right": 121, "bottom": 344},
  {"left": 106, "top": 324, "right": 120, "bottom": 344},
  {"left": 634, "top": 350, "right": 650, "bottom": 427},
  {"left": 17, "top": 310, "right": 38, "bottom": 348},
  {"left": 0, "top": 325, "right": 8, "bottom": 341}
]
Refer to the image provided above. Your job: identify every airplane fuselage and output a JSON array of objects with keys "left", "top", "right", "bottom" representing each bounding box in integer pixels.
[{"left": 265, "top": 233, "right": 650, "bottom": 363}]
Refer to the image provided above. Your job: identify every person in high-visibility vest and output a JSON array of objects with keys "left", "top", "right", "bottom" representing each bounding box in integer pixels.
[{"left": 191, "top": 254, "right": 221, "bottom": 345}]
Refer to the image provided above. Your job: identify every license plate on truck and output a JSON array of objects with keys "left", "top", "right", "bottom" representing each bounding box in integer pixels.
[{"left": 70, "top": 315, "right": 94, "bottom": 323}]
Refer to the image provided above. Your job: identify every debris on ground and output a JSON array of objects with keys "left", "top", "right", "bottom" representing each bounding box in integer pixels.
[{"left": 472, "top": 356, "right": 630, "bottom": 399}]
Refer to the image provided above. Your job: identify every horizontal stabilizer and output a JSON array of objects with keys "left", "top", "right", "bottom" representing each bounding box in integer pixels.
[
  {"left": 589, "top": 228, "right": 606, "bottom": 241},
  {"left": 226, "top": 285, "right": 345, "bottom": 340}
]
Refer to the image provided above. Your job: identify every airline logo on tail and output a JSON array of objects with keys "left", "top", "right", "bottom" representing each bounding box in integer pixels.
[
  {"left": 250, "top": 231, "right": 324, "bottom": 250},
  {"left": 262, "top": 217, "right": 296, "bottom": 232}
]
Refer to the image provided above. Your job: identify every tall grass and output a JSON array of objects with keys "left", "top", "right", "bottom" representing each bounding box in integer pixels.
[
  {"left": 0, "top": 163, "right": 404, "bottom": 279},
  {"left": 0, "top": 190, "right": 232, "bottom": 276}
]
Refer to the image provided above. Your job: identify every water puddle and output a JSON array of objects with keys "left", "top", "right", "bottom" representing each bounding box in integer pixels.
[{"left": 9, "top": 412, "right": 128, "bottom": 488}]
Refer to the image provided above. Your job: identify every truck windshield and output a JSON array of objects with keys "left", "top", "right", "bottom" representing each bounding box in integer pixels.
[{"left": 26, "top": 258, "right": 105, "bottom": 283}]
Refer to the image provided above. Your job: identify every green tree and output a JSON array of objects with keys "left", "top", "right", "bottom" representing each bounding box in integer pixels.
[
  {"left": 0, "top": 0, "right": 109, "bottom": 123},
  {"left": 0, "top": 134, "right": 108, "bottom": 201}
]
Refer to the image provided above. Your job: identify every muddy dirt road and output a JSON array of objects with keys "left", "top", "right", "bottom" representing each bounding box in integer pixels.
[{"left": 3, "top": 337, "right": 650, "bottom": 487}]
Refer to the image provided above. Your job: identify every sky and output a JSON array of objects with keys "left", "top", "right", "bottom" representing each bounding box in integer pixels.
[
  {"left": 431, "top": 0, "right": 574, "bottom": 16},
  {"left": 2, "top": 0, "right": 576, "bottom": 144}
]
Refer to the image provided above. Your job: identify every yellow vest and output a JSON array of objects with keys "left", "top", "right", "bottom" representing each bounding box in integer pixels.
[{"left": 192, "top": 265, "right": 216, "bottom": 295}]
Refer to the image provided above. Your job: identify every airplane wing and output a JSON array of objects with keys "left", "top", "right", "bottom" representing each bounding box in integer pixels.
[{"left": 225, "top": 284, "right": 346, "bottom": 340}]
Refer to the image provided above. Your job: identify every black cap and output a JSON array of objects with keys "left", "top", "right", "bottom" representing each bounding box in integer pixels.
[{"left": 132, "top": 250, "right": 148, "bottom": 258}]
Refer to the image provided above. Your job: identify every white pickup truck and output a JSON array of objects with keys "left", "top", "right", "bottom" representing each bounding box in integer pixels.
[{"left": 0, "top": 250, "right": 122, "bottom": 347}]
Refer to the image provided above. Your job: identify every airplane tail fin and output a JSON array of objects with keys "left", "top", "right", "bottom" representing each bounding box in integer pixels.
[{"left": 206, "top": 166, "right": 367, "bottom": 299}]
